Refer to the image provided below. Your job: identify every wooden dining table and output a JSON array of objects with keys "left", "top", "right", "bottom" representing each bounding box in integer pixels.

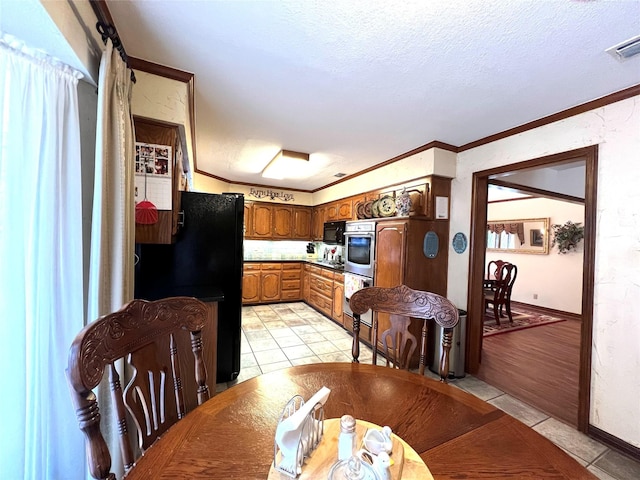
[{"left": 125, "top": 363, "right": 595, "bottom": 479}]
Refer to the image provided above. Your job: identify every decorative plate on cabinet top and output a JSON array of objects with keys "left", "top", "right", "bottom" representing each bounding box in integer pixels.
[
  {"left": 377, "top": 195, "right": 396, "bottom": 217},
  {"left": 363, "top": 200, "right": 373, "bottom": 218},
  {"left": 371, "top": 199, "right": 380, "bottom": 218},
  {"left": 356, "top": 202, "right": 366, "bottom": 219}
]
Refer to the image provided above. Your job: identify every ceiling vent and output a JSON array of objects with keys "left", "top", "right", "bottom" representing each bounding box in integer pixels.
[
  {"left": 334, "top": 173, "right": 347, "bottom": 178},
  {"left": 606, "top": 34, "right": 640, "bottom": 62}
]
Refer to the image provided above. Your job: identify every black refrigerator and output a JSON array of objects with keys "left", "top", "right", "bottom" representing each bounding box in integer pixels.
[{"left": 134, "top": 191, "right": 244, "bottom": 383}]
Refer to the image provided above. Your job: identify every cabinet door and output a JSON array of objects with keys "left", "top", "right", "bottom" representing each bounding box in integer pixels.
[
  {"left": 337, "top": 200, "right": 353, "bottom": 220},
  {"left": 252, "top": 204, "right": 273, "bottom": 238},
  {"left": 273, "top": 206, "right": 293, "bottom": 238},
  {"left": 312, "top": 206, "right": 326, "bottom": 241},
  {"left": 242, "top": 271, "right": 260, "bottom": 304},
  {"left": 374, "top": 221, "right": 407, "bottom": 288},
  {"left": 243, "top": 203, "right": 254, "bottom": 237},
  {"left": 326, "top": 203, "right": 338, "bottom": 221},
  {"left": 292, "top": 207, "right": 312, "bottom": 240},
  {"left": 303, "top": 269, "right": 311, "bottom": 302},
  {"left": 261, "top": 270, "right": 282, "bottom": 301},
  {"left": 332, "top": 281, "right": 344, "bottom": 322},
  {"left": 374, "top": 221, "right": 408, "bottom": 348}
]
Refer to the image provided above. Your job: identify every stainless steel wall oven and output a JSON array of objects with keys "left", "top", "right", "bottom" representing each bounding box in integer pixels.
[{"left": 343, "top": 220, "right": 376, "bottom": 326}]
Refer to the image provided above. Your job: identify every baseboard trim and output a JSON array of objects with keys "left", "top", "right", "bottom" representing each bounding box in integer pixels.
[
  {"left": 511, "top": 301, "right": 582, "bottom": 322},
  {"left": 589, "top": 425, "right": 640, "bottom": 462}
]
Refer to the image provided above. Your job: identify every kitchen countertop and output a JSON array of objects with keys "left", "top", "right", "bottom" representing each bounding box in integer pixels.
[{"left": 244, "top": 258, "right": 344, "bottom": 271}]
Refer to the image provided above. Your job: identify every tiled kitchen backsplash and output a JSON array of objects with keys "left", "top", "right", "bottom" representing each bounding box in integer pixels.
[
  {"left": 244, "top": 240, "right": 314, "bottom": 260},
  {"left": 244, "top": 240, "right": 343, "bottom": 261}
]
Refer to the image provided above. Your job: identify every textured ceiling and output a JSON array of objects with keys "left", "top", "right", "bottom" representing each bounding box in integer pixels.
[{"left": 106, "top": 0, "right": 640, "bottom": 191}]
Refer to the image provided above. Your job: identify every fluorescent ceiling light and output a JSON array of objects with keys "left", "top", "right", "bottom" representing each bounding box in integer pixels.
[
  {"left": 262, "top": 149, "right": 310, "bottom": 179},
  {"left": 606, "top": 34, "right": 640, "bottom": 61}
]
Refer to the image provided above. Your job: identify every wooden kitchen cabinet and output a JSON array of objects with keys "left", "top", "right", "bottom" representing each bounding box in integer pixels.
[
  {"left": 242, "top": 264, "right": 261, "bottom": 303},
  {"left": 252, "top": 204, "right": 273, "bottom": 238},
  {"left": 332, "top": 272, "right": 344, "bottom": 324},
  {"left": 422, "top": 175, "right": 452, "bottom": 220},
  {"left": 308, "top": 265, "right": 334, "bottom": 318},
  {"left": 243, "top": 202, "right": 254, "bottom": 237},
  {"left": 134, "top": 117, "right": 185, "bottom": 244},
  {"left": 245, "top": 202, "right": 312, "bottom": 240},
  {"left": 242, "top": 263, "right": 279, "bottom": 303},
  {"left": 292, "top": 207, "right": 312, "bottom": 240},
  {"left": 373, "top": 217, "right": 449, "bottom": 367},
  {"left": 303, "top": 264, "right": 311, "bottom": 302},
  {"left": 260, "top": 263, "right": 282, "bottom": 302},
  {"left": 281, "top": 263, "right": 302, "bottom": 300},
  {"left": 311, "top": 206, "right": 326, "bottom": 241},
  {"left": 273, "top": 206, "right": 293, "bottom": 238}
]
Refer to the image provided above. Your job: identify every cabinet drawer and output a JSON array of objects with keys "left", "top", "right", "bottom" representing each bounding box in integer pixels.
[
  {"left": 282, "top": 263, "right": 302, "bottom": 271},
  {"left": 321, "top": 268, "right": 335, "bottom": 279},
  {"left": 244, "top": 263, "right": 261, "bottom": 271},
  {"left": 281, "top": 289, "right": 301, "bottom": 300},
  {"left": 310, "top": 290, "right": 332, "bottom": 315},
  {"left": 282, "top": 279, "right": 301, "bottom": 290},
  {"left": 260, "top": 263, "right": 281, "bottom": 270},
  {"left": 310, "top": 276, "right": 332, "bottom": 295},
  {"left": 282, "top": 270, "right": 302, "bottom": 280},
  {"left": 334, "top": 272, "right": 344, "bottom": 283},
  {"left": 308, "top": 265, "right": 321, "bottom": 275}
]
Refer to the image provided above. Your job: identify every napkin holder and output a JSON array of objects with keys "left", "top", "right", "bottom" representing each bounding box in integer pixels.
[{"left": 273, "top": 387, "right": 330, "bottom": 478}]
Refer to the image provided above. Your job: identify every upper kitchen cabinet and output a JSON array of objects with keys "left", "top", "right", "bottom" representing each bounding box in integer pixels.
[
  {"left": 421, "top": 175, "right": 452, "bottom": 220},
  {"left": 326, "top": 199, "right": 353, "bottom": 221},
  {"left": 251, "top": 203, "right": 273, "bottom": 238},
  {"left": 134, "top": 116, "right": 187, "bottom": 244},
  {"left": 311, "top": 206, "right": 327, "bottom": 241},
  {"left": 292, "top": 206, "right": 312, "bottom": 240},
  {"left": 243, "top": 202, "right": 254, "bottom": 237},
  {"left": 273, "top": 206, "right": 293, "bottom": 238},
  {"left": 245, "top": 202, "right": 312, "bottom": 240}
]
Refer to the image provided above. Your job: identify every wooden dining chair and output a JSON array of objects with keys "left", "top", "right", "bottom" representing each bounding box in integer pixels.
[
  {"left": 66, "top": 297, "right": 213, "bottom": 480},
  {"left": 484, "top": 260, "right": 509, "bottom": 291},
  {"left": 349, "top": 284, "right": 459, "bottom": 381},
  {"left": 484, "top": 263, "right": 518, "bottom": 325}
]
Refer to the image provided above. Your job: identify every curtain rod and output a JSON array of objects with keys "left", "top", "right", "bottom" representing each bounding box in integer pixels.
[
  {"left": 95, "top": 22, "right": 136, "bottom": 83},
  {"left": 90, "top": 0, "right": 136, "bottom": 83}
]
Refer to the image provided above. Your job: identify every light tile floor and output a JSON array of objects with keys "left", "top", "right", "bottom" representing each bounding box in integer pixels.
[{"left": 216, "top": 302, "right": 640, "bottom": 480}]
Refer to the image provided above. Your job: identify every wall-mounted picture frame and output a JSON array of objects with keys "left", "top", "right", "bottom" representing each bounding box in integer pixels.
[{"left": 530, "top": 229, "right": 544, "bottom": 247}]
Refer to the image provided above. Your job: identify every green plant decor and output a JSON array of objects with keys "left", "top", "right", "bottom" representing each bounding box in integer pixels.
[{"left": 551, "top": 221, "right": 584, "bottom": 254}]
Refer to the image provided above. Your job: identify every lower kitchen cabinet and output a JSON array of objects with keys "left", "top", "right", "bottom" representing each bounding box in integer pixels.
[
  {"left": 332, "top": 273, "right": 344, "bottom": 323},
  {"left": 281, "top": 263, "right": 302, "bottom": 300},
  {"left": 243, "top": 262, "right": 304, "bottom": 304},
  {"left": 242, "top": 264, "right": 261, "bottom": 303}
]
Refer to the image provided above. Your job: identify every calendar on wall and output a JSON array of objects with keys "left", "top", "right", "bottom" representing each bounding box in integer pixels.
[{"left": 135, "top": 142, "right": 172, "bottom": 210}]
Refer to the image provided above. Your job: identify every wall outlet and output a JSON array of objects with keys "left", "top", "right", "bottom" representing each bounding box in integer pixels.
[{"left": 533, "top": 293, "right": 539, "bottom": 299}]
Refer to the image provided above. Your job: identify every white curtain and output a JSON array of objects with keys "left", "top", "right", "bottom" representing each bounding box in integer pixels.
[
  {"left": 87, "top": 38, "right": 136, "bottom": 478},
  {"left": 0, "top": 33, "right": 86, "bottom": 479}
]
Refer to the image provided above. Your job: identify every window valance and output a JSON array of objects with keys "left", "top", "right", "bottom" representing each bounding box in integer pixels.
[{"left": 487, "top": 222, "right": 525, "bottom": 245}]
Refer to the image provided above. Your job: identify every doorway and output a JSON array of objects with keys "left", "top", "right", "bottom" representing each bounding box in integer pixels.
[{"left": 465, "top": 145, "right": 598, "bottom": 433}]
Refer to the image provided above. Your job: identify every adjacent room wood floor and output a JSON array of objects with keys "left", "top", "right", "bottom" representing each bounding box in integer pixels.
[{"left": 476, "top": 315, "right": 581, "bottom": 427}]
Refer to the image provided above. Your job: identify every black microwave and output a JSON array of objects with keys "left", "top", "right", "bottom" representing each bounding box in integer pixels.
[{"left": 323, "top": 221, "right": 346, "bottom": 245}]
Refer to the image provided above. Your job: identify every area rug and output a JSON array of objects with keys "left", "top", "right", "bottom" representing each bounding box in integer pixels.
[{"left": 483, "top": 306, "right": 566, "bottom": 337}]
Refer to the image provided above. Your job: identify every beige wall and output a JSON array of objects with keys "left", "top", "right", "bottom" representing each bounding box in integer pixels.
[
  {"left": 449, "top": 95, "right": 640, "bottom": 448},
  {"left": 313, "top": 147, "right": 456, "bottom": 205},
  {"left": 486, "top": 198, "right": 585, "bottom": 313}
]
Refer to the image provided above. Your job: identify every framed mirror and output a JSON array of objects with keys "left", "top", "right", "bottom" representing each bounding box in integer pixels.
[{"left": 486, "top": 217, "right": 549, "bottom": 254}]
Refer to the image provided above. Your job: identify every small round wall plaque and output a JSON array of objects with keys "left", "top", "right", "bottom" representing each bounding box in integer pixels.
[{"left": 452, "top": 232, "right": 467, "bottom": 254}]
